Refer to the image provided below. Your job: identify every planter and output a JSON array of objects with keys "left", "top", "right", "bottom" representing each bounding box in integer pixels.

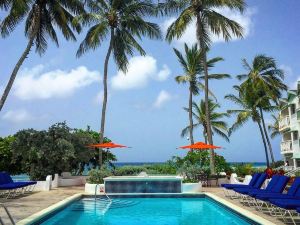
[
  {"left": 85, "top": 183, "right": 105, "bottom": 194},
  {"left": 182, "top": 183, "right": 202, "bottom": 193}
]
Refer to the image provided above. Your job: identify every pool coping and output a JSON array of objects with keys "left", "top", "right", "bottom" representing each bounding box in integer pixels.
[{"left": 16, "top": 192, "right": 275, "bottom": 225}]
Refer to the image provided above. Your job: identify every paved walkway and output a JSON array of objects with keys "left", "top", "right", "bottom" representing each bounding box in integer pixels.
[{"left": 0, "top": 186, "right": 292, "bottom": 224}]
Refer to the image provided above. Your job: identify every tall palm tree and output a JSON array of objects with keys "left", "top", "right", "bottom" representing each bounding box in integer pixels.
[
  {"left": 173, "top": 43, "right": 229, "bottom": 144},
  {"left": 225, "top": 85, "right": 270, "bottom": 167},
  {"left": 268, "top": 114, "right": 280, "bottom": 139},
  {"left": 0, "top": 0, "right": 84, "bottom": 111},
  {"left": 161, "top": 0, "right": 245, "bottom": 174},
  {"left": 75, "top": 0, "right": 161, "bottom": 166},
  {"left": 181, "top": 99, "right": 230, "bottom": 143},
  {"left": 237, "top": 55, "right": 287, "bottom": 163}
]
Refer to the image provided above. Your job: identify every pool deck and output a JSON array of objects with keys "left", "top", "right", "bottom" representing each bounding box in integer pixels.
[{"left": 0, "top": 186, "right": 286, "bottom": 224}]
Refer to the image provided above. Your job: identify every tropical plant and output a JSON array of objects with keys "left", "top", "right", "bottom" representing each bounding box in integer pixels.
[
  {"left": 11, "top": 122, "right": 116, "bottom": 180},
  {"left": 161, "top": 0, "right": 245, "bottom": 173},
  {"left": 268, "top": 114, "right": 280, "bottom": 139},
  {"left": 75, "top": 0, "right": 161, "bottom": 166},
  {"left": 0, "top": 0, "right": 84, "bottom": 111},
  {"left": 174, "top": 43, "right": 229, "bottom": 144},
  {"left": 0, "top": 136, "right": 22, "bottom": 174},
  {"left": 237, "top": 55, "right": 287, "bottom": 163},
  {"left": 87, "top": 168, "right": 112, "bottom": 184},
  {"left": 225, "top": 85, "right": 271, "bottom": 167},
  {"left": 181, "top": 99, "right": 230, "bottom": 143}
]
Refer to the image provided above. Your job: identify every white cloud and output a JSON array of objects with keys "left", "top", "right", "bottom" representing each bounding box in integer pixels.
[
  {"left": 14, "top": 65, "right": 100, "bottom": 100},
  {"left": 161, "top": 8, "right": 255, "bottom": 46},
  {"left": 153, "top": 90, "right": 172, "bottom": 108},
  {"left": 2, "top": 109, "right": 33, "bottom": 123},
  {"left": 111, "top": 56, "right": 171, "bottom": 90}
]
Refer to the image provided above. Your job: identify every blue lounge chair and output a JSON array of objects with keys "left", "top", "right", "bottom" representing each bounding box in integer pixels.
[
  {"left": 267, "top": 198, "right": 300, "bottom": 225},
  {"left": 222, "top": 173, "right": 261, "bottom": 198},
  {"left": 0, "top": 172, "right": 37, "bottom": 198},
  {"left": 255, "top": 177, "right": 300, "bottom": 202},
  {"left": 237, "top": 175, "right": 289, "bottom": 206},
  {"left": 222, "top": 172, "right": 261, "bottom": 189},
  {"left": 233, "top": 173, "right": 268, "bottom": 194}
]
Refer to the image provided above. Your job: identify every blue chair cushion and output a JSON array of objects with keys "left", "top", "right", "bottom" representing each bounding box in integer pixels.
[
  {"left": 0, "top": 183, "right": 28, "bottom": 190},
  {"left": 221, "top": 184, "right": 249, "bottom": 189},
  {"left": 253, "top": 173, "right": 268, "bottom": 188},
  {"left": 269, "top": 199, "right": 300, "bottom": 209}
]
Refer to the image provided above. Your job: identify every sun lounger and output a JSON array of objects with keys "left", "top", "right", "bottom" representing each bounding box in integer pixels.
[
  {"left": 222, "top": 173, "right": 261, "bottom": 198},
  {"left": 267, "top": 198, "right": 300, "bottom": 225},
  {"left": 0, "top": 172, "right": 36, "bottom": 198}
]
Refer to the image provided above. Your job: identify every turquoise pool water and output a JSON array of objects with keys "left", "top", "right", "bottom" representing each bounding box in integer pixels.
[{"left": 40, "top": 197, "right": 256, "bottom": 225}]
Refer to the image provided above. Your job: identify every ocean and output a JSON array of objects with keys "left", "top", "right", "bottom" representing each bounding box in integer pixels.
[{"left": 11, "top": 162, "right": 266, "bottom": 181}]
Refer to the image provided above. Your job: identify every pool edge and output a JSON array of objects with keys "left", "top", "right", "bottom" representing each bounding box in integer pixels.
[
  {"left": 204, "top": 193, "right": 276, "bottom": 225},
  {"left": 16, "top": 192, "right": 275, "bottom": 225},
  {"left": 16, "top": 193, "right": 83, "bottom": 225}
]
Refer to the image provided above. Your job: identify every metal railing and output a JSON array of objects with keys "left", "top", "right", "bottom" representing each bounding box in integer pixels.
[
  {"left": 94, "top": 184, "right": 111, "bottom": 202},
  {"left": 279, "top": 116, "right": 290, "bottom": 130},
  {"left": 281, "top": 140, "right": 293, "bottom": 153},
  {"left": 285, "top": 167, "right": 300, "bottom": 177},
  {"left": 0, "top": 204, "right": 15, "bottom": 225}
]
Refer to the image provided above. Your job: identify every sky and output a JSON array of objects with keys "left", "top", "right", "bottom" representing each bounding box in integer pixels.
[{"left": 1, "top": 0, "right": 300, "bottom": 163}]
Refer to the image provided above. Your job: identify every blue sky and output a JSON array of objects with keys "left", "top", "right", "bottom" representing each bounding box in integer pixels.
[{"left": 1, "top": 0, "right": 300, "bottom": 163}]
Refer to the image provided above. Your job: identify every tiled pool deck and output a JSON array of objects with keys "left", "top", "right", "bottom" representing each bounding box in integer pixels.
[{"left": 0, "top": 186, "right": 286, "bottom": 224}]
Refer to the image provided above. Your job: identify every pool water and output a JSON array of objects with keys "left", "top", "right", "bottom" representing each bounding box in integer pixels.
[{"left": 40, "top": 197, "right": 255, "bottom": 225}]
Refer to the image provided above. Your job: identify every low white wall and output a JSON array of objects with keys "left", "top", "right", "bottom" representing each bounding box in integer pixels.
[
  {"left": 34, "top": 175, "right": 52, "bottom": 191},
  {"left": 85, "top": 183, "right": 104, "bottom": 194},
  {"left": 182, "top": 183, "right": 202, "bottom": 193}
]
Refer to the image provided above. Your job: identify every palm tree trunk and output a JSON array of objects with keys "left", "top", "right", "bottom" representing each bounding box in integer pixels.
[
  {"left": 188, "top": 84, "right": 194, "bottom": 145},
  {"left": 257, "top": 121, "right": 270, "bottom": 167},
  {"left": 99, "top": 28, "right": 114, "bottom": 167},
  {"left": 259, "top": 107, "right": 275, "bottom": 164},
  {"left": 0, "top": 6, "right": 40, "bottom": 111},
  {"left": 196, "top": 13, "right": 215, "bottom": 174}
]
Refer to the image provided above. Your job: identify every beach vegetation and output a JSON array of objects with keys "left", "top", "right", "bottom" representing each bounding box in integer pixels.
[
  {"left": 161, "top": 0, "right": 245, "bottom": 174},
  {"left": 1, "top": 122, "right": 116, "bottom": 180},
  {"left": 0, "top": 136, "right": 22, "bottom": 174},
  {"left": 87, "top": 167, "right": 112, "bottom": 184},
  {"left": 0, "top": 0, "right": 84, "bottom": 111},
  {"left": 181, "top": 99, "right": 230, "bottom": 143},
  {"left": 174, "top": 44, "right": 230, "bottom": 144},
  {"left": 74, "top": 0, "right": 161, "bottom": 167}
]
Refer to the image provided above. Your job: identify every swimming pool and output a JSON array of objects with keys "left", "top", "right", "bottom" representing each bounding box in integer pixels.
[{"left": 37, "top": 196, "right": 258, "bottom": 225}]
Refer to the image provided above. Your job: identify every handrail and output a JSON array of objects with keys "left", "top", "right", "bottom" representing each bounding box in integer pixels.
[
  {"left": 0, "top": 203, "right": 15, "bottom": 225},
  {"left": 94, "top": 184, "right": 111, "bottom": 201},
  {"left": 285, "top": 167, "right": 300, "bottom": 176}
]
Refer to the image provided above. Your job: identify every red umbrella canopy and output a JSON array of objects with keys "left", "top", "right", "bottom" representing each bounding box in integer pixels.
[
  {"left": 87, "top": 142, "right": 128, "bottom": 149},
  {"left": 178, "top": 141, "right": 221, "bottom": 150}
]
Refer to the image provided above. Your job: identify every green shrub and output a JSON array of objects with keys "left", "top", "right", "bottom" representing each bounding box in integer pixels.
[
  {"left": 113, "top": 166, "right": 146, "bottom": 176},
  {"left": 87, "top": 168, "right": 112, "bottom": 184},
  {"left": 271, "top": 160, "right": 284, "bottom": 169},
  {"left": 233, "top": 163, "right": 253, "bottom": 176}
]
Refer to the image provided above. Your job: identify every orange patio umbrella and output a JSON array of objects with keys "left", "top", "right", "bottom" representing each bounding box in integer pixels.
[
  {"left": 87, "top": 142, "right": 129, "bottom": 149},
  {"left": 178, "top": 141, "right": 221, "bottom": 150}
]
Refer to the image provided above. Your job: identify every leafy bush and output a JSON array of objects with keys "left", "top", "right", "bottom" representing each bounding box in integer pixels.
[
  {"left": 270, "top": 160, "right": 284, "bottom": 169},
  {"left": 87, "top": 168, "right": 112, "bottom": 184},
  {"left": 113, "top": 166, "right": 146, "bottom": 176},
  {"left": 232, "top": 163, "right": 253, "bottom": 176},
  {"left": 0, "top": 136, "right": 22, "bottom": 175},
  {"left": 144, "top": 162, "right": 177, "bottom": 175},
  {"left": 10, "top": 122, "right": 116, "bottom": 180}
]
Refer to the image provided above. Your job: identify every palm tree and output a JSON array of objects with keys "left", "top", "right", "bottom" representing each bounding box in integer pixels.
[
  {"left": 173, "top": 43, "right": 229, "bottom": 144},
  {"left": 237, "top": 55, "right": 287, "bottom": 164},
  {"left": 161, "top": 0, "right": 245, "bottom": 174},
  {"left": 75, "top": 0, "right": 161, "bottom": 166},
  {"left": 268, "top": 114, "right": 280, "bottom": 139},
  {"left": 0, "top": 0, "right": 84, "bottom": 111},
  {"left": 225, "top": 85, "right": 270, "bottom": 167},
  {"left": 181, "top": 99, "right": 230, "bottom": 143}
]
